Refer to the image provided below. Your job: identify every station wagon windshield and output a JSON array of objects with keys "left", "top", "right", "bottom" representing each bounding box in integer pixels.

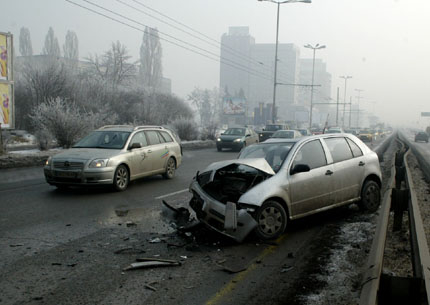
[{"left": 73, "top": 131, "right": 131, "bottom": 149}]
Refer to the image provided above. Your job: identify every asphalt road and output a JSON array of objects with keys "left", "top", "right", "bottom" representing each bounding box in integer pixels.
[{"left": 0, "top": 138, "right": 389, "bottom": 305}]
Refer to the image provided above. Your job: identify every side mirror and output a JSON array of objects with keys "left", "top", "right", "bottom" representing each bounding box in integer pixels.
[
  {"left": 290, "top": 164, "right": 311, "bottom": 175},
  {"left": 246, "top": 134, "right": 251, "bottom": 137},
  {"left": 129, "top": 142, "right": 142, "bottom": 150}
]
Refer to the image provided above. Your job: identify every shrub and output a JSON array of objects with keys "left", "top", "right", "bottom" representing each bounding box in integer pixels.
[
  {"left": 171, "top": 117, "right": 198, "bottom": 141},
  {"left": 29, "top": 97, "right": 117, "bottom": 148}
]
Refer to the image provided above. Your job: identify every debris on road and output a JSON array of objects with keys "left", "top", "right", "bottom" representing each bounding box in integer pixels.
[
  {"left": 114, "top": 247, "right": 146, "bottom": 255},
  {"left": 9, "top": 244, "right": 24, "bottom": 247},
  {"left": 123, "top": 258, "right": 181, "bottom": 271},
  {"left": 281, "top": 265, "right": 294, "bottom": 273},
  {"left": 136, "top": 257, "right": 180, "bottom": 264},
  {"left": 144, "top": 284, "right": 157, "bottom": 291},
  {"left": 126, "top": 221, "right": 137, "bottom": 227},
  {"left": 149, "top": 237, "right": 164, "bottom": 244}
]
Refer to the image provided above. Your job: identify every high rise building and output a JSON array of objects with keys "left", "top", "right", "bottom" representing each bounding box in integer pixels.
[
  {"left": 220, "top": 26, "right": 300, "bottom": 124},
  {"left": 298, "top": 58, "right": 332, "bottom": 126}
]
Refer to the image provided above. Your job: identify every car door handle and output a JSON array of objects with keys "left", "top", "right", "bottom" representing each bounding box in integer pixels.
[
  {"left": 147, "top": 150, "right": 152, "bottom": 153},
  {"left": 325, "top": 170, "right": 334, "bottom": 176},
  {"left": 359, "top": 161, "right": 365, "bottom": 166}
]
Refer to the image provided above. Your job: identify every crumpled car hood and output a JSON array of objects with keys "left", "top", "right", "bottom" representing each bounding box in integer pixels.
[{"left": 200, "top": 158, "right": 275, "bottom": 176}]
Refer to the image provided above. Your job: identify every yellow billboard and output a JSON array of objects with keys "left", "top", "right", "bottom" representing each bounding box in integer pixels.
[
  {"left": 0, "top": 34, "right": 7, "bottom": 80},
  {"left": 0, "top": 83, "right": 10, "bottom": 127}
]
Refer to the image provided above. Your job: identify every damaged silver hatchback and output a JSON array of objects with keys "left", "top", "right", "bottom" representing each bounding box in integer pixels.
[{"left": 189, "top": 134, "right": 382, "bottom": 242}]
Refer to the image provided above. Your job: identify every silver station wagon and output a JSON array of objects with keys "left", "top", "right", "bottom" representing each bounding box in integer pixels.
[
  {"left": 44, "top": 125, "right": 182, "bottom": 191},
  {"left": 189, "top": 133, "right": 381, "bottom": 242}
]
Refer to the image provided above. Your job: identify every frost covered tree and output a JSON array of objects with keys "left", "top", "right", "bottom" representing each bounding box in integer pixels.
[
  {"left": 19, "top": 27, "right": 33, "bottom": 56},
  {"left": 63, "top": 30, "right": 79, "bottom": 60},
  {"left": 188, "top": 87, "right": 220, "bottom": 126},
  {"left": 29, "top": 97, "right": 117, "bottom": 148},
  {"left": 42, "top": 27, "right": 61, "bottom": 57},
  {"left": 140, "top": 27, "right": 162, "bottom": 92},
  {"left": 88, "top": 41, "right": 136, "bottom": 89},
  {"left": 188, "top": 87, "right": 220, "bottom": 139}
]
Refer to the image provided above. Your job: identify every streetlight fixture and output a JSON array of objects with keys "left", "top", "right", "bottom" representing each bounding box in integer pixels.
[
  {"left": 339, "top": 75, "right": 352, "bottom": 127},
  {"left": 258, "top": 0, "right": 311, "bottom": 123},
  {"left": 304, "top": 43, "right": 326, "bottom": 128}
]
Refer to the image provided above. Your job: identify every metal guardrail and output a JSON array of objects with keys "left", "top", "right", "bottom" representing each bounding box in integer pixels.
[{"left": 359, "top": 138, "right": 430, "bottom": 305}]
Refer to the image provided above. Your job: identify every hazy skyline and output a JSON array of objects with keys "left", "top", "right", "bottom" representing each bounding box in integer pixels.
[{"left": 3, "top": 0, "right": 430, "bottom": 127}]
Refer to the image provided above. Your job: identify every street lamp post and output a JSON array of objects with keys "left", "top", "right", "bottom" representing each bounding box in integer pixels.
[
  {"left": 355, "top": 89, "right": 363, "bottom": 128},
  {"left": 304, "top": 43, "right": 326, "bottom": 128},
  {"left": 258, "top": 0, "right": 311, "bottom": 123},
  {"left": 339, "top": 75, "right": 352, "bottom": 127}
]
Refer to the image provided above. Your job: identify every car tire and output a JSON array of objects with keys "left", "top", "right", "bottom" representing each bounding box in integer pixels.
[
  {"left": 359, "top": 180, "right": 381, "bottom": 212},
  {"left": 254, "top": 200, "right": 287, "bottom": 240},
  {"left": 163, "top": 157, "right": 176, "bottom": 179},
  {"left": 113, "top": 164, "right": 129, "bottom": 191},
  {"left": 217, "top": 146, "right": 222, "bottom": 152}
]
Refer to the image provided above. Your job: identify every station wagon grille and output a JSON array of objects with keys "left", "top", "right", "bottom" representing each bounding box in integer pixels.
[{"left": 53, "top": 161, "right": 84, "bottom": 170}]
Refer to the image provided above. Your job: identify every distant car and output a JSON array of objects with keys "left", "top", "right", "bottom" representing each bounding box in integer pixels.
[
  {"left": 189, "top": 134, "right": 382, "bottom": 242},
  {"left": 44, "top": 125, "right": 182, "bottom": 191},
  {"left": 258, "top": 124, "right": 289, "bottom": 142},
  {"left": 415, "top": 131, "right": 429, "bottom": 143},
  {"left": 295, "top": 128, "right": 312, "bottom": 136},
  {"left": 216, "top": 127, "right": 259, "bottom": 151},
  {"left": 326, "top": 127, "right": 345, "bottom": 134},
  {"left": 358, "top": 129, "right": 374, "bottom": 142},
  {"left": 270, "top": 129, "right": 302, "bottom": 140}
]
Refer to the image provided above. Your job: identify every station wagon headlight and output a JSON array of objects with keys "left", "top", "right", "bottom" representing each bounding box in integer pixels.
[
  {"left": 89, "top": 158, "right": 109, "bottom": 168},
  {"left": 234, "top": 138, "right": 242, "bottom": 142},
  {"left": 45, "top": 156, "right": 52, "bottom": 166},
  {"left": 217, "top": 138, "right": 221, "bottom": 142}
]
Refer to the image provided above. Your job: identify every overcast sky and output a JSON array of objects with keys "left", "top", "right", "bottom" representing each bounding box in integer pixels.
[{"left": 2, "top": 0, "right": 430, "bottom": 127}]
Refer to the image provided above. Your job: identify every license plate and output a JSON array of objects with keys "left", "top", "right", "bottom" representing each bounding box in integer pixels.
[{"left": 54, "top": 171, "right": 77, "bottom": 178}]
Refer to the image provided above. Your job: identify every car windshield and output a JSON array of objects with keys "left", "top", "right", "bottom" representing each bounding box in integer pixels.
[
  {"left": 73, "top": 131, "right": 131, "bottom": 149},
  {"left": 239, "top": 142, "right": 295, "bottom": 172},
  {"left": 272, "top": 130, "right": 294, "bottom": 138},
  {"left": 265, "top": 125, "right": 284, "bottom": 131},
  {"left": 224, "top": 128, "right": 245, "bottom": 136}
]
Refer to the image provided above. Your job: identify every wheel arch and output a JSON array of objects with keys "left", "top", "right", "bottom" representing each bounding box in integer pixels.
[{"left": 262, "top": 196, "right": 291, "bottom": 220}]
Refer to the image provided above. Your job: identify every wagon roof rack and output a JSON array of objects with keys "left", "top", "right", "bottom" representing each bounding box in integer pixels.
[
  {"left": 133, "top": 126, "right": 164, "bottom": 131},
  {"left": 98, "top": 125, "right": 133, "bottom": 130}
]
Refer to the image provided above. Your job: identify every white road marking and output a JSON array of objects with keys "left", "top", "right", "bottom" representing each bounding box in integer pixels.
[{"left": 155, "top": 189, "right": 188, "bottom": 200}]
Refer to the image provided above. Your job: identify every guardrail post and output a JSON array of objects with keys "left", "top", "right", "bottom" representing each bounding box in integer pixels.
[{"left": 392, "top": 189, "right": 409, "bottom": 232}]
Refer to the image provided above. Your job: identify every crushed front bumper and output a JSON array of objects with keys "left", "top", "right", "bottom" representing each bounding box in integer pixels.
[{"left": 189, "top": 180, "right": 258, "bottom": 242}]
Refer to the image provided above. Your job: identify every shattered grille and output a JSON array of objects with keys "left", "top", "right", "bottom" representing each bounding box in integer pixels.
[{"left": 53, "top": 161, "right": 84, "bottom": 170}]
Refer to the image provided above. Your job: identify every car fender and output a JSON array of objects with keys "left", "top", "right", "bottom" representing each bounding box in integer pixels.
[{"left": 238, "top": 173, "right": 292, "bottom": 216}]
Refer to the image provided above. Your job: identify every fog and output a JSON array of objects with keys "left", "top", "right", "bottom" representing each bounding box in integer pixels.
[{"left": 3, "top": 0, "right": 430, "bottom": 127}]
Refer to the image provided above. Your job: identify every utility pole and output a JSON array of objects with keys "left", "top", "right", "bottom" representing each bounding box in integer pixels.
[
  {"left": 339, "top": 76, "right": 352, "bottom": 128},
  {"left": 258, "top": 0, "right": 311, "bottom": 123},
  {"left": 355, "top": 89, "right": 364, "bottom": 128},
  {"left": 336, "top": 87, "right": 339, "bottom": 126}
]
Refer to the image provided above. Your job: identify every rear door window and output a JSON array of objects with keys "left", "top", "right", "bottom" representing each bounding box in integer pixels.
[
  {"left": 145, "top": 131, "right": 161, "bottom": 145},
  {"left": 324, "top": 137, "right": 353, "bottom": 163}
]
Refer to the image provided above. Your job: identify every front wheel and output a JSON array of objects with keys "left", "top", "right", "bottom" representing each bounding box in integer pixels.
[
  {"left": 113, "top": 165, "right": 129, "bottom": 191},
  {"left": 163, "top": 158, "right": 176, "bottom": 179},
  {"left": 359, "top": 180, "right": 380, "bottom": 212},
  {"left": 254, "top": 200, "right": 287, "bottom": 240}
]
